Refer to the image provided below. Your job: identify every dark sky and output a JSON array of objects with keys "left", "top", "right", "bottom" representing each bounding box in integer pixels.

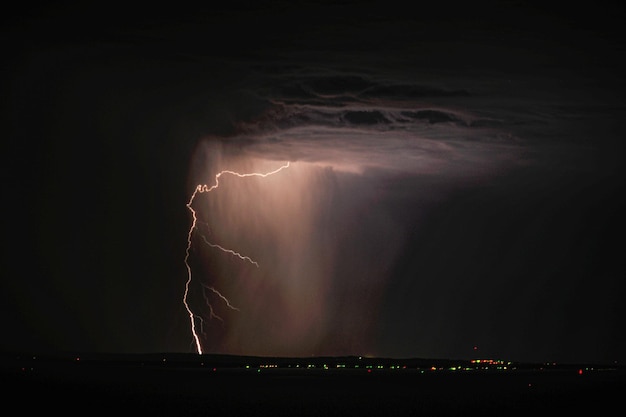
[{"left": 2, "top": 1, "right": 625, "bottom": 364}]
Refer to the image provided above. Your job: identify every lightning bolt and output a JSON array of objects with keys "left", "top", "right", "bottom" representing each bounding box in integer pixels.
[
  {"left": 203, "top": 284, "right": 241, "bottom": 312},
  {"left": 198, "top": 285, "right": 240, "bottom": 325},
  {"left": 200, "top": 235, "right": 260, "bottom": 267},
  {"left": 183, "top": 161, "right": 290, "bottom": 354}
]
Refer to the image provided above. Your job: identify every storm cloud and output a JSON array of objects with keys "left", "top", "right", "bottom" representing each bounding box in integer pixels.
[
  {"left": 183, "top": 50, "right": 624, "bottom": 358},
  {"left": 3, "top": 2, "right": 624, "bottom": 363}
]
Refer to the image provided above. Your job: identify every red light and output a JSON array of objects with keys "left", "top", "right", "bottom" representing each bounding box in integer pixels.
[{"left": 578, "top": 369, "right": 583, "bottom": 375}]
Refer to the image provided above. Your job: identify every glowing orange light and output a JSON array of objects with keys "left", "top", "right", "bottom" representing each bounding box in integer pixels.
[{"left": 183, "top": 162, "right": 291, "bottom": 354}]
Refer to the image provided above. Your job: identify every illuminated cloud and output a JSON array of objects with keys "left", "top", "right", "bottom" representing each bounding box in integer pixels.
[
  {"left": 3, "top": 1, "right": 623, "bottom": 363},
  {"left": 184, "top": 66, "right": 532, "bottom": 356}
]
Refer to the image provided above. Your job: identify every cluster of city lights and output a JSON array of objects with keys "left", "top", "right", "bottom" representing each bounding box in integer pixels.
[{"left": 241, "top": 359, "right": 515, "bottom": 372}]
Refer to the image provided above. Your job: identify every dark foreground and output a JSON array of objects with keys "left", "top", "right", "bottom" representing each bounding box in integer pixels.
[{"left": 3, "top": 353, "right": 624, "bottom": 416}]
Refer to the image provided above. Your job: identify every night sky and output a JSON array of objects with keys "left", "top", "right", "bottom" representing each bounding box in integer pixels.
[{"left": 2, "top": 1, "right": 625, "bottom": 364}]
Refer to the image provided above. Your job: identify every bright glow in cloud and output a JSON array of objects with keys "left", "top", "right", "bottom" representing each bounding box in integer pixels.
[
  {"left": 184, "top": 105, "right": 524, "bottom": 355},
  {"left": 181, "top": 67, "right": 533, "bottom": 356}
]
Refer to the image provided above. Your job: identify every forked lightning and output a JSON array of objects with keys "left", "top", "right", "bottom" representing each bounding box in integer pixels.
[{"left": 183, "top": 162, "right": 290, "bottom": 354}]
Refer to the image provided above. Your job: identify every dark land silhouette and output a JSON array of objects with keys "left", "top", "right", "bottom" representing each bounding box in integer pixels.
[{"left": 3, "top": 352, "right": 623, "bottom": 416}]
